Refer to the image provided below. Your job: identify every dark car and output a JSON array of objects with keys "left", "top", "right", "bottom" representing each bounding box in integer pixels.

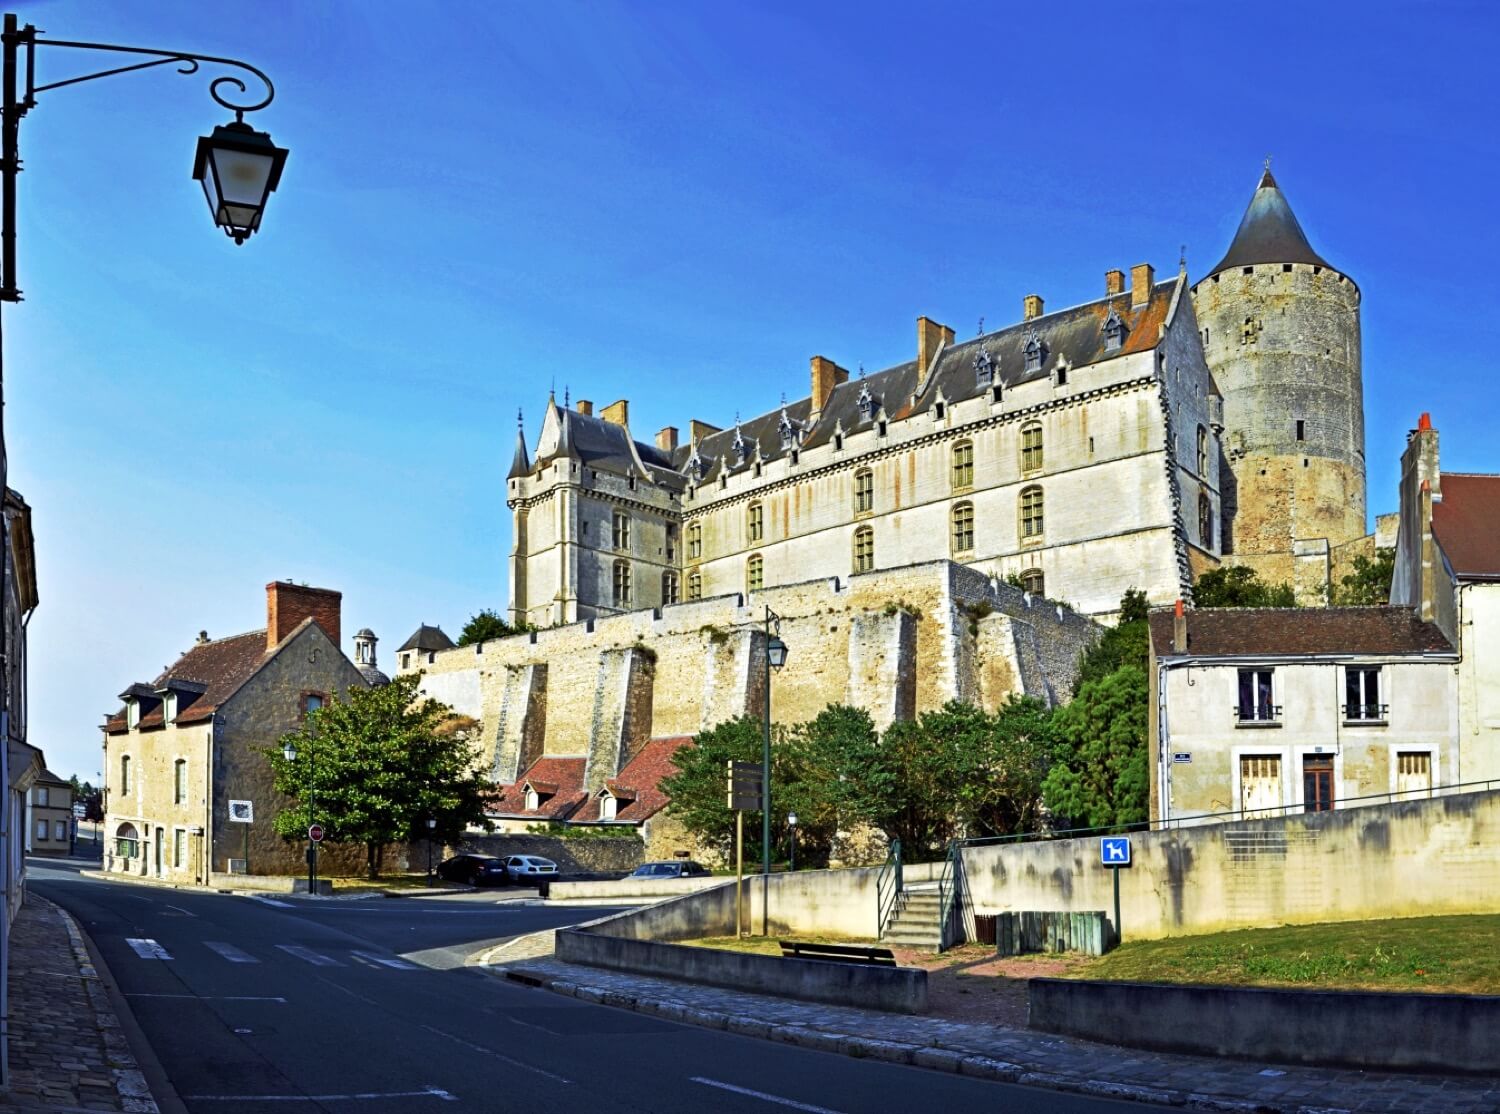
[
  {"left": 434, "top": 854, "right": 509, "bottom": 886},
  {"left": 628, "top": 860, "right": 712, "bottom": 879}
]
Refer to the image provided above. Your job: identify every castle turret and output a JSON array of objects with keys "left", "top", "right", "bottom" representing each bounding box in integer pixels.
[{"left": 1192, "top": 168, "right": 1365, "bottom": 591}]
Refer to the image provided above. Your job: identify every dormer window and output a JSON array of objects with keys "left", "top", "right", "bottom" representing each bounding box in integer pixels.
[
  {"left": 686, "top": 448, "right": 707, "bottom": 479},
  {"left": 933, "top": 398, "right": 946, "bottom": 422},
  {"left": 600, "top": 793, "right": 618, "bottom": 820},
  {"left": 857, "top": 383, "right": 875, "bottom": 421},
  {"left": 778, "top": 409, "right": 799, "bottom": 450},
  {"left": 1102, "top": 307, "right": 1129, "bottom": 352},
  {"left": 973, "top": 343, "right": 995, "bottom": 388},
  {"left": 164, "top": 693, "right": 177, "bottom": 724},
  {"left": 1023, "top": 328, "right": 1046, "bottom": 373},
  {"left": 731, "top": 425, "right": 750, "bottom": 463},
  {"left": 524, "top": 786, "right": 539, "bottom": 811},
  {"left": 126, "top": 700, "right": 140, "bottom": 729}
]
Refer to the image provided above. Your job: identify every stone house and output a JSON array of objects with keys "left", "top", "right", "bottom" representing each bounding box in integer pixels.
[
  {"left": 1390, "top": 413, "right": 1500, "bottom": 784},
  {"left": 25, "top": 768, "right": 72, "bottom": 858},
  {"left": 101, "top": 582, "right": 369, "bottom": 881},
  {"left": 1149, "top": 604, "right": 1458, "bottom": 825},
  {"left": 486, "top": 756, "right": 588, "bottom": 833},
  {"left": 3, "top": 487, "right": 40, "bottom": 929}
]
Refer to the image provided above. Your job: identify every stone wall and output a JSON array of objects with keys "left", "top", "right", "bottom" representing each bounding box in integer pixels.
[{"left": 457, "top": 832, "right": 644, "bottom": 873}]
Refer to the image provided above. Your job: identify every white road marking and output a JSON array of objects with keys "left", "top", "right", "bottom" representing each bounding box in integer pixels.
[
  {"left": 418, "top": 1023, "right": 572, "bottom": 1084},
  {"left": 248, "top": 896, "right": 294, "bottom": 908},
  {"left": 690, "top": 1078, "right": 847, "bottom": 1114},
  {"left": 205, "top": 941, "right": 260, "bottom": 964},
  {"left": 126, "top": 938, "right": 172, "bottom": 960},
  {"left": 127, "top": 993, "right": 287, "bottom": 1002},
  {"left": 350, "top": 950, "right": 417, "bottom": 970},
  {"left": 275, "top": 944, "right": 341, "bottom": 967},
  {"left": 162, "top": 904, "right": 197, "bottom": 917},
  {"left": 181, "top": 1085, "right": 456, "bottom": 1103}
]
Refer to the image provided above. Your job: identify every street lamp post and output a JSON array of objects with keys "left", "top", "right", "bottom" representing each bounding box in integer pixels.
[
  {"left": 762, "top": 606, "right": 788, "bottom": 881},
  {"left": 425, "top": 817, "right": 436, "bottom": 886},
  {"left": 283, "top": 741, "right": 314, "bottom": 894},
  {"left": 787, "top": 812, "right": 797, "bottom": 873}
]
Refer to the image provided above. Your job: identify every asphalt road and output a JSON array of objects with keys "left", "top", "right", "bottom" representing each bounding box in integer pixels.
[{"left": 33, "top": 863, "right": 1161, "bottom": 1114}]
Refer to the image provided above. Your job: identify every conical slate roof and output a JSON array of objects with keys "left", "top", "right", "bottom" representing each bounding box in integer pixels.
[
  {"left": 507, "top": 424, "right": 531, "bottom": 480},
  {"left": 1207, "top": 169, "right": 1332, "bottom": 276}
]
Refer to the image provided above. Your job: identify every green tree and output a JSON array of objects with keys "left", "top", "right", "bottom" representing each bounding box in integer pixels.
[
  {"left": 957, "top": 695, "right": 1055, "bottom": 837},
  {"left": 1043, "top": 664, "right": 1150, "bottom": 829},
  {"left": 1076, "top": 587, "right": 1150, "bottom": 686},
  {"left": 1334, "top": 548, "right": 1396, "bottom": 605},
  {"left": 266, "top": 674, "right": 492, "bottom": 878},
  {"left": 778, "top": 704, "right": 888, "bottom": 867},
  {"left": 457, "top": 609, "right": 516, "bottom": 646},
  {"left": 659, "top": 715, "right": 782, "bottom": 863},
  {"left": 1193, "top": 565, "right": 1297, "bottom": 608},
  {"left": 874, "top": 716, "right": 958, "bottom": 859}
]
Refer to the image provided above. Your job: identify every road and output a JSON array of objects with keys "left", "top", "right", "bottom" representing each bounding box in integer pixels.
[{"left": 33, "top": 863, "right": 1159, "bottom": 1114}]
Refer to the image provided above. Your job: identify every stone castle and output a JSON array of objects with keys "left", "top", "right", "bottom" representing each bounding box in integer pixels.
[{"left": 403, "top": 169, "right": 1371, "bottom": 789}]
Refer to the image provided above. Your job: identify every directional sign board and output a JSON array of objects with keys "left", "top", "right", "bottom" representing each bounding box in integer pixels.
[
  {"left": 228, "top": 800, "right": 254, "bottom": 823},
  {"left": 1100, "top": 836, "right": 1131, "bottom": 866},
  {"left": 309, "top": 823, "right": 325, "bottom": 843},
  {"left": 726, "top": 759, "right": 764, "bottom": 811}
]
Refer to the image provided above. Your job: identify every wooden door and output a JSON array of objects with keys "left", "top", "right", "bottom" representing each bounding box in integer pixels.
[{"left": 1239, "top": 755, "right": 1282, "bottom": 818}]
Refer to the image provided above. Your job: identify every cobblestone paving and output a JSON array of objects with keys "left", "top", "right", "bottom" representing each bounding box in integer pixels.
[
  {"left": 1, "top": 894, "right": 158, "bottom": 1113},
  {"left": 498, "top": 957, "right": 1500, "bottom": 1113}
]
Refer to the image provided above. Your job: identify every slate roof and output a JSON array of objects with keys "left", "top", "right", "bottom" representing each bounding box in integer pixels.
[
  {"left": 1433, "top": 473, "right": 1500, "bottom": 579},
  {"left": 1148, "top": 607, "right": 1454, "bottom": 659},
  {"left": 588, "top": 736, "right": 690, "bottom": 823},
  {"left": 680, "top": 281, "right": 1178, "bottom": 480},
  {"left": 488, "top": 756, "right": 589, "bottom": 820},
  {"left": 105, "top": 629, "right": 273, "bottom": 734},
  {"left": 1207, "top": 169, "right": 1332, "bottom": 276},
  {"left": 398, "top": 624, "right": 456, "bottom": 653}
]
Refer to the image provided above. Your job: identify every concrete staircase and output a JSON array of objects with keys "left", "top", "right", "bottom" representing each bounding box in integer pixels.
[{"left": 882, "top": 883, "right": 946, "bottom": 951}]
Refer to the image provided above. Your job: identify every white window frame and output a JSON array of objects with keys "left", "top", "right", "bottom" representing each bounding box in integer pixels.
[
  {"left": 34, "top": 786, "right": 47, "bottom": 807},
  {"left": 173, "top": 826, "right": 188, "bottom": 869},
  {"left": 35, "top": 818, "right": 47, "bottom": 841},
  {"left": 55, "top": 820, "right": 67, "bottom": 842},
  {"left": 174, "top": 758, "right": 187, "bottom": 805},
  {"left": 524, "top": 787, "right": 539, "bottom": 812},
  {"left": 600, "top": 794, "right": 617, "bottom": 820},
  {"left": 126, "top": 700, "right": 140, "bottom": 729}
]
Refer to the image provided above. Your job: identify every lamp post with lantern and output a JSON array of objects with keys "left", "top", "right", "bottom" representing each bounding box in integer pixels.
[
  {"left": 425, "top": 816, "right": 436, "bottom": 885},
  {"left": 282, "top": 740, "right": 315, "bottom": 895},
  {"left": 761, "top": 606, "right": 788, "bottom": 880},
  {"left": 787, "top": 812, "right": 798, "bottom": 874}
]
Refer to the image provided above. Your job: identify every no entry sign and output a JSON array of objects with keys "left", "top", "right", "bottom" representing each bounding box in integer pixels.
[{"left": 308, "top": 824, "right": 325, "bottom": 843}]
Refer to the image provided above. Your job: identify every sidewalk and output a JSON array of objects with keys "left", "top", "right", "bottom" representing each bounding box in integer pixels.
[
  {"left": 1, "top": 893, "right": 158, "bottom": 1112},
  {"left": 490, "top": 943, "right": 1500, "bottom": 1113}
]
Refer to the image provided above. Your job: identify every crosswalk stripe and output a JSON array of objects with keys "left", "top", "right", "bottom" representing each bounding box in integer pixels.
[
  {"left": 350, "top": 950, "right": 418, "bottom": 970},
  {"left": 204, "top": 941, "right": 260, "bottom": 964},
  {"left": 275, "top": 944, "right": 341, "bottom": 967},
  {"left": 247, "top": 896, "right": 294, "bottom": 908},
  {"left": 126, "top": 938, "right": 172, "bottom": 960}
]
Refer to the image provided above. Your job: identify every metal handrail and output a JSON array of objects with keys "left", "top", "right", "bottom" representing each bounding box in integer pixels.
[
  {"left": 875, "top": 837, "right": 903, "bottom": 940},
  {"left": 1233, "top": 703, "right": 1282, "bottom": 722},
  {"left": 1342, "top": 702, "right": 1390, "bottom": 721},
  {"left": 936, "top": 839, "right": 960, "bottom": 952}
]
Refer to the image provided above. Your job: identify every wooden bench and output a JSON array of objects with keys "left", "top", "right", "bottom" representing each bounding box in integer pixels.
[{"left": 779, "top": 941, "right": 897, "bottom": 967}]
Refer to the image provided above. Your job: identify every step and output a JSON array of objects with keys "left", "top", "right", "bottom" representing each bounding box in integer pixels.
[{"left": 883, "top": 934, "right": 942, "bottom": 947}]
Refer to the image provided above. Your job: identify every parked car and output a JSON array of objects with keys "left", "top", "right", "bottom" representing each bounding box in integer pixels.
[
  {"left": 434, "top": 854, "right": 509, "bottom": 886},
  {"left": 628, "top": 860, "right": 712, "bottom": 879},
  {"left": 504, "top": 855, "right": 558, "bottom": 883}
]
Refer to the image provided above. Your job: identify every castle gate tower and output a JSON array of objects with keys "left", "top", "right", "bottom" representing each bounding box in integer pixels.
[{"left": 1191, "top": 169, "right": 1365, "bottom": 588}]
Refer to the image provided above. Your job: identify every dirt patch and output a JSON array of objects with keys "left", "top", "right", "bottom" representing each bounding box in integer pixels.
[{"left": 888, "top": 944, "right": 1092, "bottom": 1026}]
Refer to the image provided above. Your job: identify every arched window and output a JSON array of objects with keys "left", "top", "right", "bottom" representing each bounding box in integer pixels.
[
  {"left": 854, "top": 468, "right": 874, "bottom": 514},
  {"left": 612, "top": 560, "right": 632, "bottom": 608},
  {"left": 1197, "top": 425, "right": 1208, "bottom": 477},
  {"left": 747, "top": 554, "right": 764, "bottom": 593},
  {"left": 687, "top": 521, "right": 702, "bottom": 560},
  {"left": 120, "top": 755, "right": 131, "bottom": 796},
  {"left": 1020, "top": 568, "right": 1045, "bottom": 596},
  {"left": 952, "top": 441, "right": 974, "bottom": 490},
  {"left": 687, "top": 569, "right": 702, "bottom": 601},
  {"left": 115, "top": 822, "right": 140, "bottom": 860},
  {"left": 600, "top": 794, "right": 618, "bottom": 820},
  {"left": 1020, "top": 422, "right": 1043, "bottom": 472},
  {"left": 951, "top": 502, "right": 975, "bottom": 554},
  {"left": 747, "top": 501, "right": 764, "bottom": 543},
  {"left": 662, "top": 571, "right": 679, "bottom": 606},
  {"left": 1020, "top": 485, "right": 1044, "bottom": 540},
  {"left": 524, "top": 787, "right": 539, "bottom": 812},
  {"left": 853, "top": 526, "right": 875, "bottom": 573},
  {"left": 1199, "top": 493, "right": 1213, "bottom": 548}
]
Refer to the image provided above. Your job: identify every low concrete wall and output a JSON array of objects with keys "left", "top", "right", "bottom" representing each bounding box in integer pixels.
[
  {"left": 962, "top": 789, "right": 1500, "bottom": 941},
  {"left": 458, "top": 833, "right": 644, "bottom": 874},
  {"left": 1029, "top": 978, "right": 1500, "bottom": 1074},
  {"left": 547, "top": 876, "right": 723, "bottom": 902},
  {"left": 207, "top": 872, "right": 331, "bottom": 894}
]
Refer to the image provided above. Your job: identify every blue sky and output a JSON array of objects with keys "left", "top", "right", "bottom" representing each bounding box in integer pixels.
[{"left": 11, "top": 1, "right": 1498, "bottom": 781}]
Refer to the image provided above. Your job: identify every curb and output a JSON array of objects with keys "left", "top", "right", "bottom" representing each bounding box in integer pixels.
[{"left": 498, "top": 965, "right": 1353, "bottom": 1114}]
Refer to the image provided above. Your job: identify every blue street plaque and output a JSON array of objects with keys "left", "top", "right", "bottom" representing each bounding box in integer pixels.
[{"left": 1100, "top": 836, "right": 1131, "bottom": 866}]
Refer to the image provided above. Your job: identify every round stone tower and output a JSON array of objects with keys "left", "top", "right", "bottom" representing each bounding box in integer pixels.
[{"left": 1191, "top": 169, "right": 1365, "bottom": 574}]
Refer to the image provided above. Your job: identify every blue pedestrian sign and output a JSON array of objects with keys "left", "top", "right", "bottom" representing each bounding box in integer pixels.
[{"left": 1101, "top": 837, "right": 1131, "bottom": 866}]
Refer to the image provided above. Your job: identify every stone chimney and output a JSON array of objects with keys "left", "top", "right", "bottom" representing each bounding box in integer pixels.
[
  {"left": 576, "top": 399, "right": 593, "bottom": 416},
  {"left": 1131, "top": 263, "right": 1155, "bottom": 308},
  {"left": 809, "top": 355, "right": 849, "bottom": 422},
  {"left": 196, "top": 630, "right": 209, "bottom": 644},
  {"left": 656, "top": 426, "right": 679, "bottom": 453},
  {"left": 266, "top": 581, "right": 341, "bottom": 652},
  {"left": 1023, "top": 294, "right": 1044, "bottom": 321},
  {"left": 1172, "top": 598, "right": 1187, "bottom": 654},
  {"left": 689, "top": 419, "right": 722, "bottom": 446},
  {"left": 601, "top": 399, "right": 629, "bottom": 427},
  {"left": 917, "top": 316, "right": 954, "bottom": 392},
  {"left": 1105, "top": 269, "right": 1125, "bottom": 296}
]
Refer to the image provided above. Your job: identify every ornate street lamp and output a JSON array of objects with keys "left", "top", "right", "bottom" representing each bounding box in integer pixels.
[
  {"left": 762, "top": 606, "right": 788, "bottom": 888},
  {"left": 193, "top": 120, "right": 288, "bottom": 244}
]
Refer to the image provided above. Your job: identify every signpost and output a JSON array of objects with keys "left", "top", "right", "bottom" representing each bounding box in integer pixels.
[
  {"left": 726, "top": 760, "right": 764, "bottom": 937},
  {"left": 229, "top": 799, "right": 254, "bottom": 874},
  {"left": 1100, "top": 836, "right": 1131, "bottom": 945},
  {"left": 308, "top": 823, "right": 325, "bottom": 843}
]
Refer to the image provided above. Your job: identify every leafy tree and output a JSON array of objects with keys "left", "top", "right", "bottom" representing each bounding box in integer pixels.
[
  {"left": 659, "top": 715, "right": 785, "bottom": 864},
  {"left": 1193, "top": 565, "right": 1296, "bottom": 608},
  {"left": 1043, "top": 664, "right": 1150, "bottom": 829},
  {"left": 1335, "top": 548, "right": 1396, "bottom": 606},
  {"left": 1076, "top": 588, "right": 1150, "bottom": 687},
  {"left": 778, "top": 705, "right": 888, "bottom": 866},
  {"left": 457, "top": 609, "right": 516, "bottom": 646},
  {"left": 873, "top": 716, "right": 958, "bottom": 859},
  {"left": 957, "top": 695, "right": 1055, "bottom": 837},
  {"left": 266, "top": 673, "right": 492, "bottom": 878}
]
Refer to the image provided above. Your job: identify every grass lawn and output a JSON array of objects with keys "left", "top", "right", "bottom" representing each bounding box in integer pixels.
[
  {"left": 683, "top": 933, "right": 877, "bottom": 956},
  {"left": 329, "top": 874, "right": 438, "bottom": 893},
  {"left": 1074, "top": 914, "right": 1500, "bottom": 994}
]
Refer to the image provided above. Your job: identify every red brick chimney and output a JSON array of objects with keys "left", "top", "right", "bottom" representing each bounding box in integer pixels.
[
  {"left": 1172, "top": 598, "right": 1187, "bottom": 653},
  {"left": 809, "top": 355, "right": 849, "bottom": 422},
  {"left": 266, "top": 582, "right": 342, "bottom": 651}
]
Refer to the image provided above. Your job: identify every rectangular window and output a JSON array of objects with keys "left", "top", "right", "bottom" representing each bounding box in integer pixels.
[
  {"left": 854, "top": 470, "right": 874, "bottom": 514},
  {"left": 747, "top": 556, "right": 764, "bottom": 592},
  {"left": 665, "top": 525, "right": 677, "bottom": 563},
  {"left": 1303, "top": 754, "right": 1334, "bottom": 812},
  {"left": 34, "top": 786, "right": 47, "bottom": 807},
  {"left": 1344, "top": 666, "right": 1383, "bottom": 721},
  {"left": 174, "top": 828, "right": 187, "bottom": 869},
  {"left": 1020, "top": 426, "right": 1043, "bottom": 472},
  {"left": 174, "top": 759, "right": 187, "bottom": 805},
  {"left": 687, "top": 570, "right": 702, "bottom": 601},
  {"left": 688, "top": 525, "right": 702, "bottom": 560},
  {"left": 612, "top": 511, "right": 630, "bottom": 550},
  {"left": 121, "top": 756, "right": 131, "bottom": 796},
  {"left": 1236, "top": 669, "right": 1277, "bottom": 722},
  {"left": 952, "top": 504, "right": 974, "bottom": 554},
  {"left": 613, "top": 561, "right": 632, "bottom": 607},
  {"left": 1020, "top": 487, "right": 1044, "bottom": 540},
  {"left": 662, "top": 572, "right": 679, "bottom": 606},
  {"left": 748, "top": 504, "right": 763, "bottom": 542},
  {"left": 952, "top": 443, "right": 974, "bottom": 490},
  {"left": 56, "top": 820, "right": 67, "bottom": 842},
  {"left": 1396, "top": 751, "right": 1432, "bottom": 798},
  {"left": 35, "top": 819, "right": 47, "bottom": 841},
  {"left": 853, "top": 528, "right": 875, "bottom": 573},
  {"left": 1296, "top": 419, "right": 1306, "bottom": 442}
]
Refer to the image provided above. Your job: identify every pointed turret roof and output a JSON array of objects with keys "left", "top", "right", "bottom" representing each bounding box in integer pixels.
[
  {"left": 1207, "top": 168, "right": 1332, "bottom": 277},
  {"left": 507, "top": 419, "right": 531, "bottom": 480}
]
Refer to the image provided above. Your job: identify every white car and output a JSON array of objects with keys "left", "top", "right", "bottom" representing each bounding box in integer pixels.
[{"left": 504, "top": 855, "right": 558, "bottom": 884}]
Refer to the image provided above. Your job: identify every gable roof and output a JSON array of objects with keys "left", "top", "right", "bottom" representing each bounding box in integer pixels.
[
  {"left": 488, "top": 756, "right": 588, "bottom": 820},
  {"left": 105, "top": 629, "right": 272, "bottom": 734},
  {"left": 1207, "top": 168, "right": 1333, "bottom": 277},
  {"left": 590, "top": 735, "right": 690, "bottom": 823},
  {"left": 1149, "top": 606, "right": 1453, "bottom": 659},
  {"left": 1433, "top": 473, "right": 1500, "bottom": 579},
  {"left": 398, "top": 624, "right": 455, "bottom": 653}
]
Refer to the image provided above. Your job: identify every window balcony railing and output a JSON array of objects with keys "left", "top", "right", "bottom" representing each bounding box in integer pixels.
[
  {"left": 1343, "top": 702, "right": 1389, "bottom": 724},
  {"left": 1234, "top": 703, "right": 1282, "bottom": 726}
]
